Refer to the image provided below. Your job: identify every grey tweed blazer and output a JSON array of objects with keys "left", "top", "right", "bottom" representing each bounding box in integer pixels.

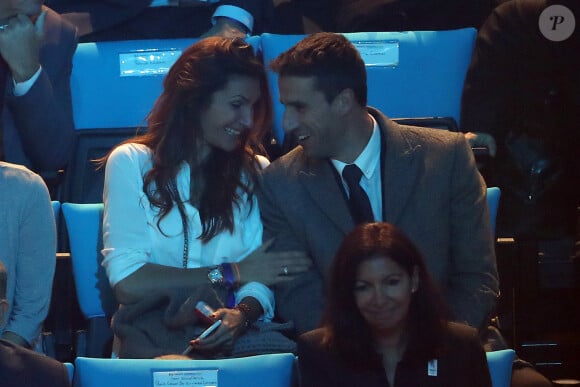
[{"left": 257, "top": 107, "right": 499, "bottom": 335}]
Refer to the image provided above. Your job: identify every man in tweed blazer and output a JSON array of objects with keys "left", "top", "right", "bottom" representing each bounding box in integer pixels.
[{"left": 258, "top": 32, "right": 499, "bottom": 336}]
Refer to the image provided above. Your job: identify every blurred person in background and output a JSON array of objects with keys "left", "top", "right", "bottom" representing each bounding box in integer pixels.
[{"left": 0, "top": 0, "right": 77, "bottom": 191}]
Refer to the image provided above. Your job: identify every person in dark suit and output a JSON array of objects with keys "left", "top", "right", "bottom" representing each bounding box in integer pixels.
[
  {"left": 462, "top": 4, "right": 579, "bottom": 382},
  {"left": 0, "top": 1, "right": 77, "bottom": 176},
  {"left": 48, "top": 0, "right": 273, "bottom": 42},
  {"left": 298, "top": 222, "right": 492, "bottom": 387},
  {"left": 258, "top": 32, "right": 498, "bottom": 336},
  {"left": 461, "top": 0, "right": 579, "bottom": 243},
  {"left": 259, "top": 32, "right": 552, "bottom": 387},
  {"left": 0, "top": 260, "right": 70, "bottom": 387}
]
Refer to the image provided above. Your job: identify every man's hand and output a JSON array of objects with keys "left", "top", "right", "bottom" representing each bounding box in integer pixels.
[
  {"left": 0, "top": 11, "right": 45, "bottom": 83},
  {"left": 237, "top": 239, "right": 312, "bottom": 287}
]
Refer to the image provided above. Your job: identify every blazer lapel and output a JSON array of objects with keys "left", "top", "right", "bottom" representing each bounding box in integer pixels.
[
  {"left": 298, "top": 158, "right": 354, "bottom": 234},
  {"left": 375, "top": 112, "right": 423, "bottom": 224}
]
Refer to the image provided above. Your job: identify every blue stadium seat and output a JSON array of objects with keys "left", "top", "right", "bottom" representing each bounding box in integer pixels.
[
  {"left": 64, "top": 362, "right": 74, "bottom": 384},
  {"left": 71, "top": 36, "right": 261, "bottom": 131},
  {"left": 65, "top": 38, "right": 199, "bottom": 203},
  {"left": 486, "top": 349, "right": 515, "bottom": 387},
  {"left": 487, "top": 187, "right": 501, "bottom": 237},
  {"left": 71, "top": 38, "right": 198, "bottom": 131},
  {"left": 61, "top": 203, "right": 117, "bottom": 358},
  {"left": 51, "top": 200, "right": 60, "bottom": 226},
  {"left": 64, "top": 36, "right": 261, "bottom": 204},
  {"left": 259, "top": 29, "right": 476, "bottom": 145},
  {"left": 74, "top": 353, "right": 295, "bottom": 387}
]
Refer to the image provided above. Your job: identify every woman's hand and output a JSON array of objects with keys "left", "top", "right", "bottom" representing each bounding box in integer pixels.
[
  {"left": 187, "top": 307, "right": 246, "bottom": 355},
  {"left": 237, "top": 239, "right": 312, "bottom": 286}
]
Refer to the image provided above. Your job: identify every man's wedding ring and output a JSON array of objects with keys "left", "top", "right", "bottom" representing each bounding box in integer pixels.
[{"left": 281, "top": 266, "right": 289, "bottom": 276}]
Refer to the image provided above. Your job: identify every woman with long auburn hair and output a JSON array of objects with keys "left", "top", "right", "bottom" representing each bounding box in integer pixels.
[{"left": 101, "top": 37, "right": 310, "bottom": 357}]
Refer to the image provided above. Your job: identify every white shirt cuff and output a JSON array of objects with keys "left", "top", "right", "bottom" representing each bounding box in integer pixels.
[
  {"left": 13, "top": 66, "right": 42, "bottom": 97},
  {"left": 212, "top": 5, "right": 254, "bottom": 34}
]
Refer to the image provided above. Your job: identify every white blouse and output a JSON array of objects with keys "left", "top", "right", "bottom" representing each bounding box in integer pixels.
[{"left": 102, "top": 143, "right": 274, "bottom": 320}]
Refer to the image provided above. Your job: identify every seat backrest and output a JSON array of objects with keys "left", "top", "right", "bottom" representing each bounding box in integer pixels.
[
  {"left": 486, "top": 187, "right": 501, "bottom": 237},
  {"left": 70, "top": 36, "right": 261, "bottom": 131},
  {"left": 486, "top": 349, "right": 515, "bottom": 387},
  {"left": 71, "top": 38, "right": 199, "bottom": 131},
  {"left": 51, "top": 200, "right": 60, "bottom": 223},
  {"left": 259, "top": 29, "right": 476, "bottom": 145},
  {"left": 64, "top": 37, "right": 261, "bottom": 204},
  {"left": 64, "top": 362, "right": 74, "bottom": 384},
  {"left": 61, "top": 128, "right": 137, "bottom": 204},
  {"left": 51, "top": 200, "right": 63, "bottom": 251},
  {"left": 64, "top": 38, "right": 201, "bottom": 204},
  {"left": 74, "top": 353, "right": 295, "bottom": 387},
  {"left": 61, "top": 203, "right": 117, "bottom": 319}
]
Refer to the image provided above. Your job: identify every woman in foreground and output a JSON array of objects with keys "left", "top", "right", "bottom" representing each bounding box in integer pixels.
[{"left": 298, "top": 222, "right": 492, "bottom": 386}]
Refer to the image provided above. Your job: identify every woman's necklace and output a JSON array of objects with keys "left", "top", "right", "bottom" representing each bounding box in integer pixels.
[{"left": 169, "top": 179, "right": 189, "bottom": 269}]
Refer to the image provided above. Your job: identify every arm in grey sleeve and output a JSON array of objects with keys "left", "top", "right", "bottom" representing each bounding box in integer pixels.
[
  {"left": 447, "top": 134, "right": 499, "bottom": 331},
  {"left": 256, "top": 172, "right": 324, "bottom": 335},
  {"left": 5, "top": 174, "right": 56, "bottom": 344}
]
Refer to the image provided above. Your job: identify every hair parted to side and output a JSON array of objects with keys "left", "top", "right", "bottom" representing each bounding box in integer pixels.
[
  {"left": 321, "top": 222, "right": 450, "bottom": 369},
  {"left": 103, "top": 37, "right": 272, "bottom": 243},
  {"left": 269, "top": 32, "right": 367, "bottom": 106}
]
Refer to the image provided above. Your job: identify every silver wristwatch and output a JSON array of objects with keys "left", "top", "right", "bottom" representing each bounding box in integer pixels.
[{"left": 207, "top": 266, "right": 224, "bottom": 286}]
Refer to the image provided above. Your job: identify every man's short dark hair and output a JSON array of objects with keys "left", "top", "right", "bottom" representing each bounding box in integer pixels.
[{"left": 269, "top": 32, "right": 367, "bottom": 106}]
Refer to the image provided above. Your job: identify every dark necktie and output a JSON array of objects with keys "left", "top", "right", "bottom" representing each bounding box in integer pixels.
[
  {"left": 342, "top": 164, "right": 374, "bottom": 224},
  {"left": 0, "top": 57, "right": 8, "bottom": 161}
]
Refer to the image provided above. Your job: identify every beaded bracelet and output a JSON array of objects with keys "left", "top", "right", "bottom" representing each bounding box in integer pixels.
[{"left": 235, "top": 303, "right": 252, "bottom": 330}]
